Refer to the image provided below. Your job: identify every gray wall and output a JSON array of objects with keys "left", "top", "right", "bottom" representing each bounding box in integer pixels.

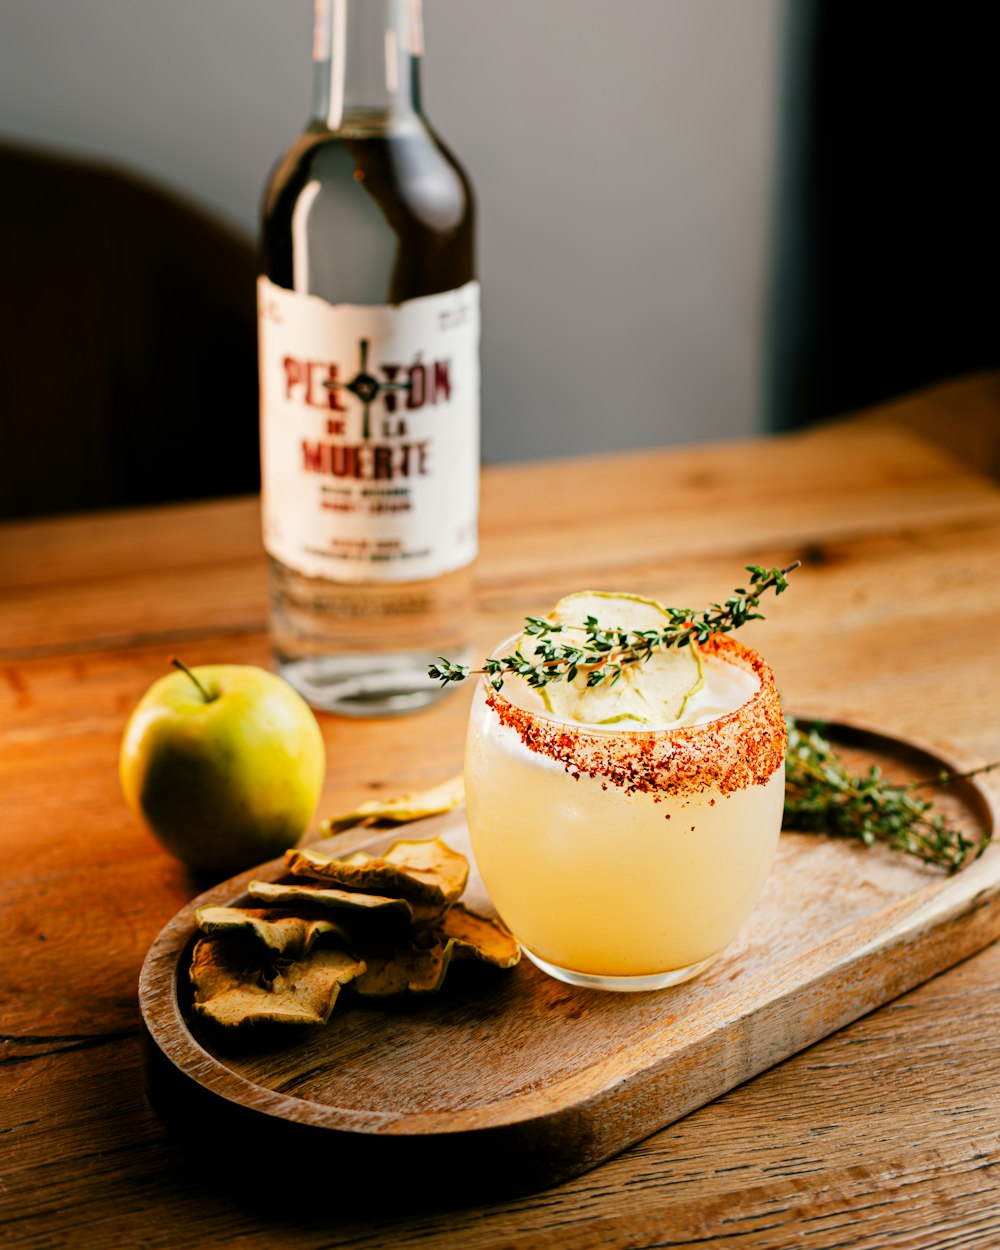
[{"left": 0, "top": 0, "right": 783, "bottom": 464}]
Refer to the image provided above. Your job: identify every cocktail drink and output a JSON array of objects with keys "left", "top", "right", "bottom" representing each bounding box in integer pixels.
[{"left": 464, "top": 632, "right": 787, "bottom": 991}]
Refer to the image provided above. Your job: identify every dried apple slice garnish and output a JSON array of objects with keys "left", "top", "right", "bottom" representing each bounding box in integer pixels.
[
  {"left": 195, "top": 906, "right": 349, "bottom": 957},
  {"left": 190, "top": 937, "right": 366, "bottom": 1028},
  {"left": 439, "top": 903, "right": 521, "bottom": 969},
  {"left": 353, "top": 939, "right": 456, "bottom": 998},
  {"left": 246, "top": 879, "right": 416, "bottom": 922},
  {"left": 286, "top": 836, "right": 468, "bottom": 909},
  {"left": 320, "top": 775, "right": 465, "bottom": 835}
]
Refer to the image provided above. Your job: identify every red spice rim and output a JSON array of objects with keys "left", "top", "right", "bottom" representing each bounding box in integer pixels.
[{"left": 480, "top": 633, "right": 786, "bottom": 797}]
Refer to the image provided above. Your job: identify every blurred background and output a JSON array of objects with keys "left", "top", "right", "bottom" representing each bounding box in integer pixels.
[{"left": 0, "top": 0, "right": 996, "bottom": 519}]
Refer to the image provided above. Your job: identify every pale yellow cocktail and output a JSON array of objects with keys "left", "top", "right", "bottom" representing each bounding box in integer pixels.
[{"left": 464, "top": 633, "right": 787, "bottom": 990}]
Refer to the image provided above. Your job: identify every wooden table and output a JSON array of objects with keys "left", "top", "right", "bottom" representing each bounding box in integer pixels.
[{"left": 4, "top": 374, "right": 1000, "bottom": 1249}]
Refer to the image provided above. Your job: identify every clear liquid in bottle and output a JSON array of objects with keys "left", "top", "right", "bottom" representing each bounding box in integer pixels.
[{"left": 258, "top": 2, "right": 478, "bottom": 717}]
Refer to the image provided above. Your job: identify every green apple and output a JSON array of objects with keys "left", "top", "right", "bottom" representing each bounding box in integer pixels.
[{"left": 119, "top": 661, "right": 326, "bottom": 874}]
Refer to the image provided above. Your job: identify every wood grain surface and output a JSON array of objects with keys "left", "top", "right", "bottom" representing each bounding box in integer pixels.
[{"left": 4, "top": 374, "right": 1000, "bottom": 1248}]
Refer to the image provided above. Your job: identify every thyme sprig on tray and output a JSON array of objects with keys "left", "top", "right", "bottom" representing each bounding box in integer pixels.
[
  {"left": 429, "top": 562, "right": 799, "bottom": 692},
  {"left": 783, "top": 718, "right": 995, "bottom": 873}
]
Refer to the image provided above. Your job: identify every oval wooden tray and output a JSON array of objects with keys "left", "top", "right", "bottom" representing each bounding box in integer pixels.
[{"left": 138, "top": 719, "right": 998, "bottom": 1202}]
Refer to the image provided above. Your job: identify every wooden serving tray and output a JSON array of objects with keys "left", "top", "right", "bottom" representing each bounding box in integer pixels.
[{"left": 139, "top": 720, "right": 998, "bottom": 1202}]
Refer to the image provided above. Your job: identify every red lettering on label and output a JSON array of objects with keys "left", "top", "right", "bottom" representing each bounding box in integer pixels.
[
  {"left": 322, "top": 364, "right": 347, "bottom": 411},
  {"left": 406, "top": 363, "right": 426, "bottom": 410},
  {"left": 331, "top": 445, "right": 358, "bottom": 478},
  {"left": 287, "top": 355, "right": 451, "bottom": 411},
  {"left": 284, "top": 357, "right": 347, "bottom": 410},
  {"left": 373, "top": 446, "right": 393, "bottom": 480},
  {"left": 302, "top": 441, "right": 327, "bottom": 473},
  {"left": 300, "top": 440, "right": 430, "bottom": 481},
  {"left": 284, "top": 356, "right": 303, "bottom": 399},
  {"left": 433, "top": 360, "right": 452, "bottom": 402}
]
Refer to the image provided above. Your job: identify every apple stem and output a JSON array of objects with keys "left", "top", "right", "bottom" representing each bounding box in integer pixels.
[{"left": 169, "top": 657, "right": 218, "bottom": 703}]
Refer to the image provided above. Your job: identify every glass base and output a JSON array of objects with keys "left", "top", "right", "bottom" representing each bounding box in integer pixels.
[
  {"left": 275, "top": 654, "right": 453, "bottom": 718},
  {"left": 523, "top": 947, "right": 719, "bottom": 993}
]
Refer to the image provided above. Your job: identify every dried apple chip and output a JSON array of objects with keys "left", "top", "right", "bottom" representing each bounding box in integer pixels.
[
  {"left": 353, "top": 939, "right": 456, "bottom": 998},
  {"left": 246, "top": 879, "right": 415, "bottom": 922},
  {"left": 320, "top": 774, "right": 465, "bottom": 834},
  {"left": 286, "top": 836, "right": 468, "bottom": 909},
  {"left": 195, "top": 906, "right": 349, "bottom": 957},
  {"left": 382, "top": 838, "right": 469, "bottom": 902},
  {"left": 439, "top": 904, "right": 521, "bottom": 969},
  {"left": 190, "top": 937, "right": 365, "bottom": 1028}
]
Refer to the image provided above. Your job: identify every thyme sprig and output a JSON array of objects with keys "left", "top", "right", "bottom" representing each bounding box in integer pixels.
[
  {"left": 429, "top": 562, "right": 799, "bottom": 692},
  {"left": 783, "top": 718, "right": 995, "bottom": 872}
]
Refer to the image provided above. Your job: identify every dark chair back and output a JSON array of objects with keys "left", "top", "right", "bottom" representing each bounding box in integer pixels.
[{"left": 0, "top": 142, "right": 260, "bottom": 520}]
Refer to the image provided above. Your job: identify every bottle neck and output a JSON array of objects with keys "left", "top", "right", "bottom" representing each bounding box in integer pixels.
[{"left": 312, "top": 0, "right": 424, "bottom": 133}]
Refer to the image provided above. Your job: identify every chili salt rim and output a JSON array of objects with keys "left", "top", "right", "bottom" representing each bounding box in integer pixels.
[{"left": 483, "top": 632, "right": 786, "bottom": 798}]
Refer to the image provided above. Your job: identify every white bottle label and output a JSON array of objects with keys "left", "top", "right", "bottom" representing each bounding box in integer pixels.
[{"left": 258, "top": 278, "right": 479, "bottom": 583}]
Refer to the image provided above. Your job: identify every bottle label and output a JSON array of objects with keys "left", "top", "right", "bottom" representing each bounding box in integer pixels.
[{"left": 258, "top": 278, "right": 479, "bottom": 584}]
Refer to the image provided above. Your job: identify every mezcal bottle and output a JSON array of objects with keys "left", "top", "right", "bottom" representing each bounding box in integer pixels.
[{"left": 258, "top": 0, "right": 478, "bottom": 716}]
